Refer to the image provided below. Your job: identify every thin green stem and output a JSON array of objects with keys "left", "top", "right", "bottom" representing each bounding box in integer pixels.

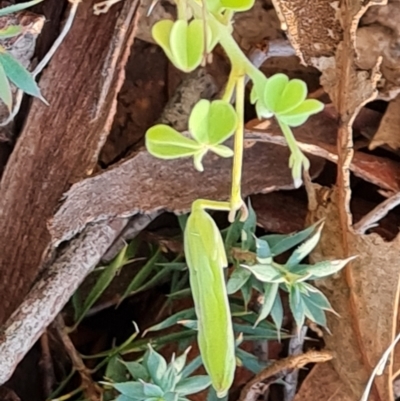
[
  {"left": 193, "top": 199, "right": 231, "bottom": 211},
  {"left": 228, "top": 74, "right": 246, "bottom": 222},
  {"left": 222, "top": 69, "right": 237, "bottom": 103},
  {"left": 276, "top": 119, "right": 299, "bottom": 155}
]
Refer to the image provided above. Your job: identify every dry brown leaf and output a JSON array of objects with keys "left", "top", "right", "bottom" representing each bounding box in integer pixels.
[
  {"left": 369, "top": 94, "right": 400, "bottom": 151},
  {"left": 271, "top": 1, "right": 400, "bottom": 400},
  {"left": 307, "top": 186, "right": 400, "bottom": 401}
]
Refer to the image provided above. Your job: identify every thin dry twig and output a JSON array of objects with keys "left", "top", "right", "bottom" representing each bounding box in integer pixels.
[
  {"left": 39, "top": 330, "right": 56, "bottom": 398},
  {"left": 238, "top": 350, "right": 333, "bottom": 401},
  {"left": 54, "top": 315, "right": 102, "bottom": 401},
  {"left": 353, "top": 192, "right": 400, "bottom": 234}
]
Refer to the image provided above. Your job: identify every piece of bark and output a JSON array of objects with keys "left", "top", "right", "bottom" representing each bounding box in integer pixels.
[
  {"left": 49, "top": 141, "right": 326, "bottom": 247},
  {"left": 0, "top": 218, "right": 129, "bottom": 385},
  {"left": 0, "top": 0, "right": 139, "bottom": 325},
  {"left": 246, "top": 115, "right": 400, "bottom": 193}
]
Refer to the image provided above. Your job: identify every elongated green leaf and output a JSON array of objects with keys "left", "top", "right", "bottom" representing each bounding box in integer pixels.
[
  {"left": 0, "top": 0, "right": 43, "bottom": 16},
  {"left": 241, "top": 201, "right": 256, "bottom": 251},
  {"left": 254, "top": 282, "right": 279, "bottom": 326},
  {"left": 286, "top": 222, "right": 324, "bottom": 268},
  {"left": 119, "top": 248, "right": 162, "bottom": 304},
  {"left": 0, "top": 61, "right": 12, "bottom": 111},
  {"left": 105, "top": 356, "right": 129, "bottom": 383},
  {"left": 289, "top": 285, "right": 305, "bottom": 328},
  {"left": 115, "top": 394, "right": 140, "bottom": 401},
  {"left": 255, "top": 238, "right": 272, "bottom": 264},
  {"left": 242, "top": 263, "right": 283, "bottom": 283},
  {"left": 73, "top": 244, "right": 130, "bottom": 328},
  {"left": 114, "top": 382, "right": 146, "bottom": 398},
  {"left": 301, "top": 293, "right": 327, "bottom": 327},
  {"left": 227, "top": 266, "right": 251, "bottom": 294},
  {"left": 0, "top": 25, "right": 22, "bottom": 39},
  {"left": 236, "top": 348, "right": 270, "bottom": 374},
  {"left": 181, "top": 355, "right": 203, "bottom": 378},
  {"left": 143, "top": 383, "right": 164, "bottom": 397},
  {"left": 124, "top": 361, "right": 150, "bottom": 381},
  {"left": 144, "top": 346, "right": 167, "bottom": 387},
  {"left": 305, "top": 256, "right": 356, "bottom": 279},
  {"left": 240, "top": 276, "right": 253, "bottom": 308},
  {"left": 262, "top": 222, "right": 319, "bottom": 256},
  {"left": 175, "top": 376, "right": 211, "bottom": 396},
  {"left": 143, "top": 308, "right": 196, "bottom": 335},
  {"left": 270, "top": 294, "right": 283, "bottom": 336},
  {"left": 146, "top": 125, "right": 201, "bottom": 159},
  {"left": 304, "top": 286, "right": 333, "bottom": 311},
  {"left": 0, "top": 50, "right": 43, "bottom": 99},
  {"left": 164, "top": 393, "right": 179, "bottom": 401}
]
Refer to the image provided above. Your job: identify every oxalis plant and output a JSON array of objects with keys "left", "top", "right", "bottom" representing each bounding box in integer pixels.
[{"left": 144, "top": 0, "right": 351, "bottom": 397}]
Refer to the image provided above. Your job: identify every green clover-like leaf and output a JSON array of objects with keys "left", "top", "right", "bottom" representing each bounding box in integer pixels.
[{"left": 255, "top": 73, "right": 324, "bottom": 126}]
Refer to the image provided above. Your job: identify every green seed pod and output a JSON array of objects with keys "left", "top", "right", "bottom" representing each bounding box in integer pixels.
[{"left": 184, "top": 202, "right": 235, "bottom": 397}]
